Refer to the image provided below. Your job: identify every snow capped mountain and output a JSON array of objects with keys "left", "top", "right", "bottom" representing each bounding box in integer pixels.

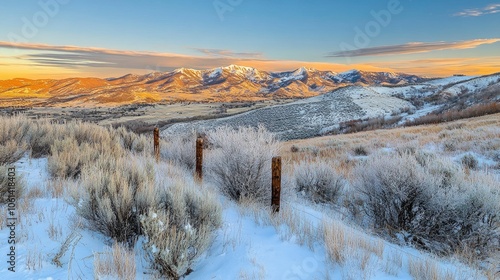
[
  {"left": 2, "top": 64, "right": 493, "bottom": 107},
  {"left": 333, "top": 69, "right": 361, "bottom": 83}
]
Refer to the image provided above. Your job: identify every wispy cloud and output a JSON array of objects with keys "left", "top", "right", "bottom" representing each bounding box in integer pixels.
[
  {"left": 0, "top": 41, "right": 253, "bottom": 71},
  {"left": 327, "top": 39, "right": 500, "bottom": 58},
  {"left": 454, "top": 3, "right": 500, "bottom": 17},
  {"left": 1, "top": 41, "right": 499, "bottom": 79},
  {"left": 192, "top": 48, "right": 263, "bottom": 58},
  {"left": 0, "top": 41, "right": 391, "bottom": 75}
]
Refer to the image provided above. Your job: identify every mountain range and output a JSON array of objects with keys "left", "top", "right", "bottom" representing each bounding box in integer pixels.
[{"left": 0, "top": 65, "right": 428, "bottom": 107}]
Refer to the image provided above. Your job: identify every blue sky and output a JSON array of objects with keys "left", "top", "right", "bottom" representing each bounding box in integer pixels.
[{"left": 0, "top": 0, "right": 499, "bottom": 78}]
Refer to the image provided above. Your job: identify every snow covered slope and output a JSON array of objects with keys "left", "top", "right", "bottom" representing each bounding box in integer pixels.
[
  {"left": 0, "top": 156, "right": 486, "bottom": 279},
  {"left": 162, "top": 86, "right": 415, "bottom": 140}
]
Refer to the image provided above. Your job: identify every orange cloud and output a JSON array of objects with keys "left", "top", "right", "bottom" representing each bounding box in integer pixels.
[
  {"left": 0, "top": 41, "right": 498, "bottom": 79},
  {"left": 369, "top": 57, "right": 500, "bottom": 76}
]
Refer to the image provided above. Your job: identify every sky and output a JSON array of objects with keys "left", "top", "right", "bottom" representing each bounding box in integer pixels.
[{"left": 0, "top": 0, "right": 499, "bottom": 79}]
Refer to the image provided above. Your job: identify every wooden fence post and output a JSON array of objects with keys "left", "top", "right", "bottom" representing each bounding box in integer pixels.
[
  {"left": 195, "top": 136, "right": 204, "bottom": 183},
  {"left": 154, "top": 127, "right": 159, "bottom": 162},
  {"left": 271, "top": 156, "right": 281, "bottom": 213}
]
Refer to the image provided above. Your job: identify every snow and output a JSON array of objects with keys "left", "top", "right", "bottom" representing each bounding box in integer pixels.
[
  {"left": 0, "top": 156, "right": 132, "bottom": 279},
  {"left": 444, "top": 74, "right": 500, "bottom": 96},
  {"left": 1, "top": 155, "right": 486, "bottom": 279},
  {"left": 208, "top": 68, "right": 223, "bottom": 79},
  {"left": 278, "top": 67, "right": 309, "bottom": 83},
  {"left": 371, "top": 85, "right": 436, "bottom": 98},
  {"left": 424, "top": 76, "right": 476, "bottom": 87},
  {"left": 222, "top": 65, "right": 266, "bottom": 82},
  {"left": 336, "top": 86, "right": 415, "bottom": 118},
  {"left": 334, "top": 69, "right": 360, "bottom": 82}
]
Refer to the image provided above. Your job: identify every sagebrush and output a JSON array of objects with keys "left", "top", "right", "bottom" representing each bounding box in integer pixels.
[{"left": 206, "top": 125, "right": 281, "bottom": 203}]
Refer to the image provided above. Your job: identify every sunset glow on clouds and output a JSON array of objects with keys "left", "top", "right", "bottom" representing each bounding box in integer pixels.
[{"left": 0, "top": 0, "right": 499, "bottom": 79}]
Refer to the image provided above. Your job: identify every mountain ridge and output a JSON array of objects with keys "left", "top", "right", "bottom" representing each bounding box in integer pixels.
[{"left": 0, "top": 65, "right": 444, "bottom": 107}]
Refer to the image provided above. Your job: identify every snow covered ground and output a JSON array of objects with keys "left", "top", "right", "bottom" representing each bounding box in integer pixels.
[
  {"left": 444, "top": 74, "right": 500, "bottom": 96},
  {"left": 0, "top": 155, "right": 488, "bottom": 279}
]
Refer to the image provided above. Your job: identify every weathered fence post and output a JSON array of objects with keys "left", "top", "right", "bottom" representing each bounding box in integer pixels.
[
  {"left": 154, "top": 127, "right": 160, "bottom": 162},
  {"left": 271, "top": 156, "right": 281, "bottom": 213},
  {"left": 195, "top": 136, "right": 204, "bottom": 183}
]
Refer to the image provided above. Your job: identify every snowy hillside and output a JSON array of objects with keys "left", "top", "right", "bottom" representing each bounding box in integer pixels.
[
  {"left": 444, "top": 74, "right": 500, "bottom": 96},
  {"left": 162, "top": 86, "right": 414, "bottom": 140},
  {"left": 0, "top": 155, "right": 489, "bottom": 279},
  {"left": 161, "top": 73, "right": 500, "bottom": 140}
]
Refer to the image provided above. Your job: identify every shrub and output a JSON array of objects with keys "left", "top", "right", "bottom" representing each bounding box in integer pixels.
[
  {"left": 353, "top": 152, "right": 434, "bottom": 235},
  {"left": 0, "top": 115, "right": 31, "bottom": 164},
  {"left": 0, "top": 114, "right": 31, "bottom": 145},
  {"left": 0, "top": 140, "right": 25, "bottom": 165},
  {"left": 206, "top": 125, "right": 281, "bottom": 203},
  {"left": 461, "top": 154, "right": 478, "bottom": 170},
  {"left": 294, "top": 160, "right": 345, "bottom": 204},
  {"left": 67, "top": 121, "right": 114, "bottom": 146},
  {"left": 114, "top": 126, "right": 148, "bottom": 153},
  {"left": 352, "top": 151, "right": 500, "bottom": 256},
  {"left": 160, "top": 132, "right": 196, "bottom": 170},
  {"left": 48, "top": 131, "right": 124, "bottom": 179},
  {"left": 27, "top": 120, "right": 57, "bottom": 158},
  {"left": 0, "top": 164, "right": 24, "bottom": 204},
  {"left": 352, "top": 145, "right": 368, "bottom": 156},
  {"left": 140, "top": 181, "right": 221, "bottom": 279},
  {"left": 74, "top": 156, "right": 156, "bottom": 245}
]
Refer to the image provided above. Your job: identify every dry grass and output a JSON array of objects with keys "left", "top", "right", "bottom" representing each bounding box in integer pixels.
[
  {"left": 383, "top": 251, "right": 403, "bottom": 276},
  {"left": 93, "top": 242, "right": 136, "bottom": 280},
  {"left": 282, "top": 113, "right": 500, "bottom": 174},
  {"left": 26, "top": 246, "right": 43, "bottom": 271},
  {"left": 52, "top": 229, "right": 82, "bottom": 268},
  {"left": 45, "top": 179, "right": 65, "bottom": 198},
  {"left": 408, "top": 257, "right": 456, "bottom": 280}
]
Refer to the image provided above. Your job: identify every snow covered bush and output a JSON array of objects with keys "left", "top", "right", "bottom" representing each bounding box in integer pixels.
[
  {"left": 461, "top": 153, "right": 478, "bottom": 170},
  {"left": 206, "top": 125, "right": 281, "bottom": 203},
  {"left": 48, "top": 132, "right": 124, "bottom": 179},
  {"left": 160, "top": 132, "right": 196, "bottom": 170},
  {"left": 353, "top": 151, "right": 500, "bottom": 256},
  {"left": 140, "top": 182, "right": 221, "bottom": 279},
  {"left": 113, "top": 126, "right": 148, "bottom": 154},
  {"left": 74, "top": 156, "right": 156, "bottom": 245},
  {"left": 294, "top": 160, "right": 345, "bottom": 204},
  {"left": 353, "top": 151, "right": 434, "bottom": 235}
]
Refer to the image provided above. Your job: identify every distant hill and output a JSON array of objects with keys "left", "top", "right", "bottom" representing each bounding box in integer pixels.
[
  {"left": 161, "top": 73, "right": 500, "bottom": 140},
  {"left": 0, "top": 65, "right": 428, "bottom": 107}
]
